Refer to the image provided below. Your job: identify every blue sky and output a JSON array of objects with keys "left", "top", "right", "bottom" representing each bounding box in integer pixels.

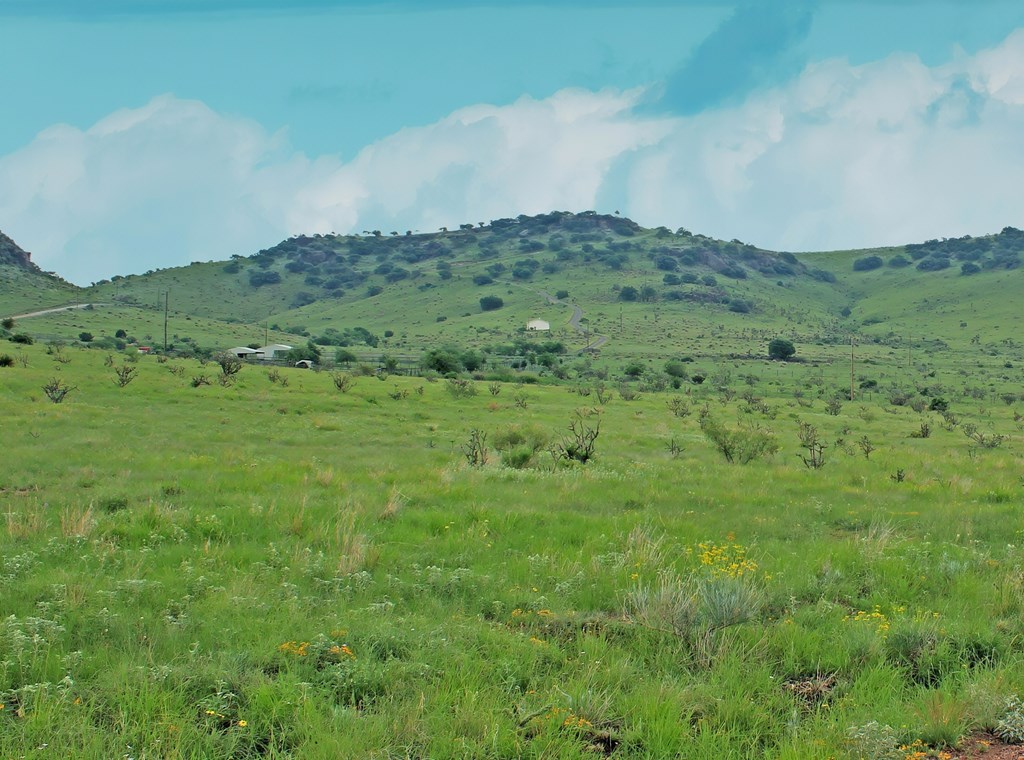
[{"left": 3, "top": 1, "right": 1024, "bottom": 282}]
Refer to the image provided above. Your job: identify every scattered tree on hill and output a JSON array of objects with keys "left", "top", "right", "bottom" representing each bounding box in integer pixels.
[
  {"left": 1, "top": 318, "right": 14, "bottom": 330},
  {"left": 852, "top": 255, "right": 884, "bottom": 272},
  {"left": 335, "top": 348, "right": 358, "bottom": 366},
  {"left": 479, "top": 295, "right": 504, "bottom": 312},
  {"left": 768, "top": 338, "right": 796, "bottom": 361},
  {"left": 286, "top": 341, "right": 322, "bottom": 365},
  {"left": 619, "top": 286, "right": 639, "bottom": 302}
]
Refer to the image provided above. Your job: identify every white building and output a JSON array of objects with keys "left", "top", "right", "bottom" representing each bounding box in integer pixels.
[
  {"left": 527, "top": 319, "right": 550, "bottom": 332},
  {"left": 259, "top": 344, "right": 293, "bottom": 360},
  {"left": 228, "top": 346, "right": 264, "bottom": 360}
]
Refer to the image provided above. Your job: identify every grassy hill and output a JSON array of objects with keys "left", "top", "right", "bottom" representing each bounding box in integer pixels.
[{"left": 4, "top": 214, "right": 1024, "bottom": 378}]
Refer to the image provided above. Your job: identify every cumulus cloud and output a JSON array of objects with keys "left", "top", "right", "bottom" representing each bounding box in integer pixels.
[
  {"left": 0, "top": 95, "right": 340, "bottom": 282},
  {"left": 4, "top": 30, "right": 1024, "bottom": 283}
]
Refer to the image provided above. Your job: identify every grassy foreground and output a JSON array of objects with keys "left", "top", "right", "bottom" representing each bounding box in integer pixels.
[{"left": 2, "top": 346, "right": 1024, "bottom": 758}]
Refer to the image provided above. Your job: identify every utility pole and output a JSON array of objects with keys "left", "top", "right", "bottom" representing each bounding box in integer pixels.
[
  {"left": 163, "top": 290, "right": 169, "bottom": 352},
  {"left": 850, "top": 335, "right": 855, "bottom": 401}
]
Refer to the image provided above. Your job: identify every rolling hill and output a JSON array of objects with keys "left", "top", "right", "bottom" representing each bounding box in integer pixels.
[{"left": 3, "top": 213, "right": 1024, "bottom": 372}]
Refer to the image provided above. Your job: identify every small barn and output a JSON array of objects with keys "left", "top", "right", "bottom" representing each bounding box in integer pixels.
[
  {"left": 527, "top": 319, "right": 550, "bottom": 332},
  {"left": 229, "top": 346, "right": 263, "bottom": 360},
  {"left": 259, "top": 344, "right": 293, "bottom": 360}
]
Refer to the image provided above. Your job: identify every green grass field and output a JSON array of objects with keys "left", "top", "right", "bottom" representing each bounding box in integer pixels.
[{"left": 3, "top": 342, "right": 1024, "bottom": 758}]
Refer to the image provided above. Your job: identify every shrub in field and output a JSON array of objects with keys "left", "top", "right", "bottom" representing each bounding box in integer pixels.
[
  {"left": 0, "top": 354, "right": 13, "bottom": 367},
  {"left": 667, "top": 396, "right": 690, "bottom": 418},
  {"left": 996, "top": 695, "right": 1024, "bottom": 743},
  {"left": 963, "top": 423, "right": 1006, "bottom": 449},
  {"left": 493, "top": 423, "right": 549, "bottom": 469},
  {"left": 113, "top": 364, "right": 138, "bottom": 387},
  {"left": 557, "top": 410, "right": 600, "bottom": 464},
  {"left": 845, "top": 722, "right": 903, "bottom": 760},
  {"left": 42, "top": 378, "right": 75, "bottom": 403},
  {"left": 331, "top": 371, "right": 355, "bottom": 392},
  {"left": 699, "top": 415, "right": 778, "bottom": 464},
  {"left": 446, "top": 377, "right": 477, "bottom": 399},
  {"left": 910, "top": 421, "right": 931, "bottom": 439},
  {"left": 462, "top": 429, "right": 488, "bottom": 466},
  {"left": 214, "top": 351, "right": 243, "bottom": 377},
  {"left": 797, "top": 421, "right": 827, "bottom": 469}
]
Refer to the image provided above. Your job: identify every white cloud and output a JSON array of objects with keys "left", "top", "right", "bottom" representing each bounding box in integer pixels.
[
  {"left": 4, "top": 30, "right": 1024, "bottom": 283},
  {"left": 0, "top": 95, "right": 339, "bottom": 283}
]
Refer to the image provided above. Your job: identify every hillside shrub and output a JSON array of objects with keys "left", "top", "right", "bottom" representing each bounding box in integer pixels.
[
  {"left": 42, "top": 378, "right": 75, "bottom": 403},
  {"left": 214, "top": 352, "right": 243, "bottom": 377},
  {"left": 916, "top": 256, "right": 950, "bottom": 272},
  {"left": 249, "top": 270, "right": 281, "bottom": 287},
  {"left": 0, "top": 354, "right": 13, "bottom": 367},
  {"left": 767, "top": 338, "right": 795, "bottom": 361},
  {"left": 10, "top": 333, "right": 33, "bottom": 345},
  {"left": 479, "top": 295, "right": 504, "bottom": 311},
  {"left": 853, "top": 256, "right": 883, "bottom": 272}
]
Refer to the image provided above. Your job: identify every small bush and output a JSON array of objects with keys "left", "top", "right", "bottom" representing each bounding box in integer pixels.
[
  {"left": 0, "top": 354, "right": 13, "bottom": 367},
  {"left": 42, "top": 378, "right": 75, "bottom": 403},
  {"left": 462, "top": 429, "right": 488, "bottom": 466},
  {"left": 996, "top": 695, "right": 1024, "bottom": 743},
  {"left": 699, "top": 416, "right": 778, "bottom": 464},
  {"left": 556, "top": 410, "right": 600, "bottom": 464},
  {"left": 10, "top": 333, "right": 33, "bottom": 345},
  {"left": 213, "top": 352, "right": 243, "bottom": 377},
  {"left": 853, "top": 255, "right": 884, "bottom": 272},
  {"left": 446, "top": 378, "right": 477, "bottom": 399},
  {"left": 113, "top": 364, "right": 138, "bottom": 387}
]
